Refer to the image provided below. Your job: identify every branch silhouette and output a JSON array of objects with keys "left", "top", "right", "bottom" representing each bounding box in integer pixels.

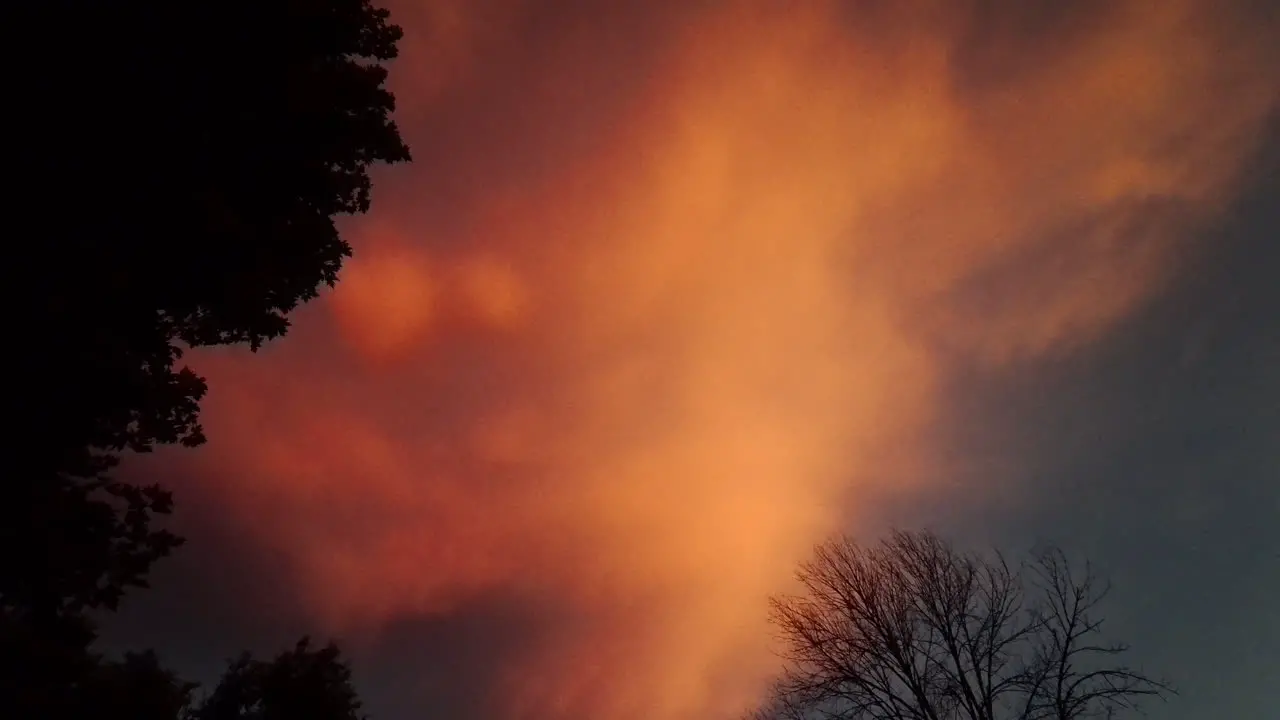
[{"left": 759, "top": 531, "right": 1171, "bottom": 720}]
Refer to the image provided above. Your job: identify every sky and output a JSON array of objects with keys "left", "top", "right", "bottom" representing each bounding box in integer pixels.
[{"left": 101, "top": 1, "right": 1278, "bottom": 719}]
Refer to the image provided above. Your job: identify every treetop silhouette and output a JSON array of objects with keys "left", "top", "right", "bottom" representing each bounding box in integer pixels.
[{"left": 9, "top": 0, "right": 412, "bottom": 622}]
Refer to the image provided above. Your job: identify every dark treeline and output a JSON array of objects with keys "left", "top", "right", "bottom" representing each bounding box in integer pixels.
[{"left": 4, "top": 0, "right": 409, "bottom": 717}]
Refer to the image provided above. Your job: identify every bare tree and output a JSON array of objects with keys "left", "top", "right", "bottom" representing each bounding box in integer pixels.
[{"left": 759, "top": 531, "right": 1169, "bottom": 720}]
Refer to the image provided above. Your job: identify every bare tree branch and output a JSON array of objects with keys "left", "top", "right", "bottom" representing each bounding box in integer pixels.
[{"left": 761, "top": 531, "right": 1171, "bottom": 720}]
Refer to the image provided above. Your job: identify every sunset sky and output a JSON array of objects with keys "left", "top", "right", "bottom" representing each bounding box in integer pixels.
[{"left": 101, "top": 2, "right": 1277, "bottom": 719}]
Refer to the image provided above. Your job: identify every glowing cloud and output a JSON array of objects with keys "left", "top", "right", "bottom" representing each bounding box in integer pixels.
[
  {"left": 177, "top": 2, "right": 1278, "bottom": 719},
  {"left": 331, "top": 232, "right": 437, "bottom": 361}
]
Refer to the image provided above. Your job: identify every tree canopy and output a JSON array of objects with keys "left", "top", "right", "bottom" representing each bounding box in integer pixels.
[
  {"left": 191, "top": 639, "right": 368, "bottom": 720},
  {"left": 29, "top": 0, "right": 410, "bottom": 476},
  {"left": 4, "top": 3, "right": 409, "bottom": 714},
  {"left": 1, "top": 624, "right": 364, "bottom": 720},
  {"left": 9, "top": 0, "right": 410, "bottom": 622}
]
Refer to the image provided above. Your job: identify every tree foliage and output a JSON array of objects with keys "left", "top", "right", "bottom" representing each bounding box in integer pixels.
[
  {"left": 10, "top": 0, "right": 410, "bottom": 620},
  {"left": 7, "top": 3, "right": 400, "bottom": 715},
  {"left": 760, "top": 531, "right": 1170, "bottom": 720},
  {"left": 0, "top": 611, "right": 101, "bottom": 719},
  {"left": 30, "top": 0, "right": 410, "bottom": 473},
  {"left": 1, "top": 624, "right": 363, "bottom": 720},
  {"left": 79, "top": 650, "right": 200, "bottom": 720},
  {"left": 0, "top": 610, "right": 196, "bottom": 720},
  {"left": 2, "top": 473, "right": 181, "bottom": 621},
  {"left": 190, "top": 638, "right": 368, "bottom": 720}
]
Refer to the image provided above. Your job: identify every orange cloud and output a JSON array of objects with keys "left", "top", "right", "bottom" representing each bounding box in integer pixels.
[
  {"left": 330, "top": 230, "right": 437, "bottom": 361},
  {"left": 181, "top": 2, "right": 1278, "bottom": 719}
]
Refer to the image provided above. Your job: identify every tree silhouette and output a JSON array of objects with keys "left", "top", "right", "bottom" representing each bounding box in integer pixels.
[
  {"left": 0, "top": 611, "right": 100, "bottom": 718},
  {"left": 759, "top": 531, "right": 1170, "bottom": 720},
  {"left": 2, "top": 629, "right": 366, "bottom": 720},
  {"left": 190, "top": 638, "right": 368, "bottom": 720},
  {"left": 0, "top": 611, "right": 196, "bottom": 720},
  {"left": 3, "top": 473, "right": 181, "bottom": 619},
  {"left": 4, "top": 2, "right": 411, "bottom": 713},
  {"left": 9, "top": 0, "right": 410, "bottom": 621},
  {"left": 78, "top": 650, "right": 198, "bottom": 720}
]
